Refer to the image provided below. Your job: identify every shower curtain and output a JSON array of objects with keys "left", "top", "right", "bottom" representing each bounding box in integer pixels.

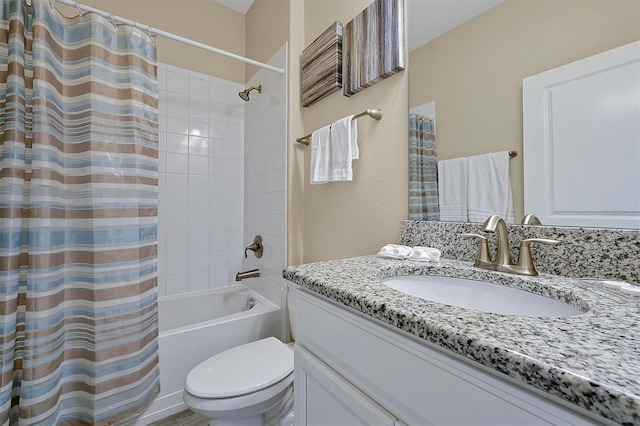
[
  {"left": 409, "top": 113, "right": 439, "bottom": 220},
  {"left": 0, "top": 1, "right": 160, "bottom": 424}
]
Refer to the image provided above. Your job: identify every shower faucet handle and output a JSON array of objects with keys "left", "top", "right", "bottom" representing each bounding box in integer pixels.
[{"left": 244, "top": 235, "right": 263, "bottom": 259}]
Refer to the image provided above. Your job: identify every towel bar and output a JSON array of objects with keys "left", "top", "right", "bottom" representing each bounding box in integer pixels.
[{"left": 296, "top": 109, "right": 383, "bottom": 145}]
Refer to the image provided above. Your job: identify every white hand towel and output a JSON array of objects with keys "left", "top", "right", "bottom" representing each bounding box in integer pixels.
[
  {"left": 467, "top": 151, "right": 515, "bottom": 223},
  {"left": 438, "top": 157, "right": 468, "bottom": 221},
  {"left": 330, "top": 115, "right": 357, "bottom": 181},
  {"left": 407, "top": 247, "right": 441, "bottom": 262},
  {"left": 377, "top": 244, "right": 412, "bottom": 259},
  {"left": 310, "top": 125, "right": 331, "bottom": 185}
]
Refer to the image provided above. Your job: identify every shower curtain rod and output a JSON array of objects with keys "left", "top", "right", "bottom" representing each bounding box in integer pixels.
[{"left": 53, "top": 0, "right": 285, "bottom": 75}]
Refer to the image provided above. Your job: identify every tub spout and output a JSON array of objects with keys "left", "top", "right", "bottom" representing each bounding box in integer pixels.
[{"left": 236, "top": 268, "right": 260, "bottom": 281}]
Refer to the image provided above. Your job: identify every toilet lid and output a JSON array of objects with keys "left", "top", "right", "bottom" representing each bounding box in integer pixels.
[{"left": 185, "top": 337, "right": 293, "bottom": 398}]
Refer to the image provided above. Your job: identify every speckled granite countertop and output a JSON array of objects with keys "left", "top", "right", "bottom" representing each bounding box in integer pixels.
[{"left": 283, "top": 256, "right": 640, "bottom": 425}]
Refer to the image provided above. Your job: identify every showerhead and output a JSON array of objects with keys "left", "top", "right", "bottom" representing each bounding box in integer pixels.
[{"left": 238, "top": 85, "right": 262, "bottom": 101}]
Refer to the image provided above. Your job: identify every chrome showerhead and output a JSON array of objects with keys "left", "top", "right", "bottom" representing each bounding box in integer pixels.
[{"left": 238, "top": 85, "right": 262, "bottom": 101}]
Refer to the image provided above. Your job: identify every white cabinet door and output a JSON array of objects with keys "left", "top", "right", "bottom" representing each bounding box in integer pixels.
[
  {"left": 523, "top": 40, "right": 640, "bottom": 229},
  {"left": 294, "top": 345, "right": 397, "bottom": 426}
]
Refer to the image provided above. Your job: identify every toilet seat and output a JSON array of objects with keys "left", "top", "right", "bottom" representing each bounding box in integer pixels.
[{"left": 185, "top": 337, "right": 293, "bottom": 399}]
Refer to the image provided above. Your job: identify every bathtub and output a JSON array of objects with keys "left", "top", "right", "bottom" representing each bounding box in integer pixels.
[{"left": 129, "top": 285, "right": 281, "bottom": 425}]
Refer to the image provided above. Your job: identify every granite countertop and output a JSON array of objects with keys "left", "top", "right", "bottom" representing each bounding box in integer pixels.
[{"left": 283, "top": 255, "right": 640, "bottom": 426}]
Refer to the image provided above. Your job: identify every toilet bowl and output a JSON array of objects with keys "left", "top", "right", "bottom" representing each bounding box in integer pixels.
[{"left": 182, "top": 285, "right": 296, "bottom": 426}]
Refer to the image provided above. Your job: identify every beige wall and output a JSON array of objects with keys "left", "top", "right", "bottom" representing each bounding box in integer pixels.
[
  {"left": 290, "top": 0, "right": 409, "bottom": 263},
  {"left": 245, "top": 0, "right": 290, "bottom": 81},
  {"left": 55, "top": 0, "right": 247, "bottom": 83},
  {"left": 409, "top": 0, "right": 640, "bottom": 222}
]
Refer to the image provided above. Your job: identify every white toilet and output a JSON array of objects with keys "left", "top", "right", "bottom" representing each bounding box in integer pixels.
[{"left": 182, "top": 286, "right": 296, "bottom": 426}]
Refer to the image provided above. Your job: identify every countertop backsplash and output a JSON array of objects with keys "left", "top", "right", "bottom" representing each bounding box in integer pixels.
[{"left": 401, "top": 220, "right": 640, "bottom": 286}]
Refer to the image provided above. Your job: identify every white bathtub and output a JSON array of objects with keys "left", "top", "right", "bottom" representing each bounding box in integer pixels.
[{"left": 129, "top": 285, "right": 281, "bottom": 425}]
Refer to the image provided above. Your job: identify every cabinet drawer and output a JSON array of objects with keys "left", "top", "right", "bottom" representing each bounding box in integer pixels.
[{"left": 296, "top": 291, "right": 600, "bottom": 426}]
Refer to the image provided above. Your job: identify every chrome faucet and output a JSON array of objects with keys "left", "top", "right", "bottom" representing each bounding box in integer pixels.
[
  {"left": 462, "top": 215, "right": 559, "bottom": 276},
  {"left": 235, "top": 268, "right": 260, "bottom": 281}
]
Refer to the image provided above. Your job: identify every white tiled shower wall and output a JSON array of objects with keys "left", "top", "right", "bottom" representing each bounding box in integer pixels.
[
  {"left": 242, "top": 46, "right": 287, "bottom": 307},
  {"left": 156, "top": 44, "right": 287, "bottom": 300},
  {"left": 156, "top": 63, "right": 246, "bottom": 297}
]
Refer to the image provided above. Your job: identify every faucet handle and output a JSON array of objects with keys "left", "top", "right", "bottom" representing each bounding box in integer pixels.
[
  {"left": 461, "top": 233, "right": 491, "bottom": 265},
  {"left": 516, "top": 238, "right": 560, "bottom": 276}
]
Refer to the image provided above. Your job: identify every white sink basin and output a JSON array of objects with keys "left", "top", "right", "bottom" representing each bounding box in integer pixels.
[{"left": 381, "top": 275, "right": 584, "bottom": 317}]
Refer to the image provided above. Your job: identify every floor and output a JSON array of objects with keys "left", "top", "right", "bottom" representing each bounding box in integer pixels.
[{"left": 147, "top": 410, "right": 208, "bottom": 426}]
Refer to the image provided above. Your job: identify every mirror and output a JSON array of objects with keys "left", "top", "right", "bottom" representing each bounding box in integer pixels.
[{"left": 407, "top": 0, "right": 640, "bottom": 227}]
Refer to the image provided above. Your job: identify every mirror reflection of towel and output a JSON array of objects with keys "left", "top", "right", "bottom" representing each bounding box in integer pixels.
[
  {"left": 438, "top": 157, "right": 468, "bottom": 222},
  {"left": 468, "top": 152, "right": 514, "bottom": 223}
]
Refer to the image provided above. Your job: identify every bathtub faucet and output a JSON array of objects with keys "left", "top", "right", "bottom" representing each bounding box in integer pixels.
[{"left": 235, "top": 268, "right": 260, "bottom": 281}]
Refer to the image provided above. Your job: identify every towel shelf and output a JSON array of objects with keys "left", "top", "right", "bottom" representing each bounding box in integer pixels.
[{"left": 296, "top": 108, "right": 383, "bottom": 145}]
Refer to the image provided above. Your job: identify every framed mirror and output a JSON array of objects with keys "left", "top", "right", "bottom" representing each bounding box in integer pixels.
[{"left": 407, "top": 0, "right": 640, "bottom": 227}]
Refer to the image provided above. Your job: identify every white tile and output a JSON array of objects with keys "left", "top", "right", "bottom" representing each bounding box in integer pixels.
[
  {"left": 157, "top": 212, "right": 166, "bottom": 235},
  {"left": 227, "top": 213, "right": 243, "bottom": 232},
  {"left": 158, "top": 132, "right": 167, "bottom": 154},
  {"left": 228, "top": 104, "right": 244, "bottom": 124},
  {"left": 165, "top": 213, "right": 189, "bottom": 234},
  {"left": 166, "top": 234, "right": 188, "bottom": 255},
  {"left": 157, "top": 172, "right": 167, "bottom": 194},
  {"left": 158, "top": 192, "right": 167, "bottom": 214},
  {"left": 166, "top": 173, "right": 189, "bottom": 194},
  {"left": 157, "top": 65, "right": 167, "bottom": 91},
  {"left": 209, "top": 269, "right": 229, "bottom": 288},
  {"left": 210, "top": 81, "right": 229, "bottom": 102},
  {"left": 189, "top": 214, "right": 209, "bottom": 234},
  {"left": 227, "top": 177, "right": 243, "bottom": 196},
  {"left": 157, "top": 235, "right": 166, "bottom": 257},
  {"left": 228, "top": 159, "right": 243, "bottom": 178},
  {"left": 166, "top": 194, "right": 189, "bottom": 214},
  {"left": 166, "top": 153, "right": 188, "bottom": 174},
  {"left": 166, "top": 64, "right": 188, "bottom": 75},
  {"left": 228, "top": 122, "right": 244, "bottom": 142},
  {"left": 166, "top": 114, "right": 189, "bottom": 135},
  {"left": 211, "top": 139, "right": 229, "bottom": 159},
  {"left": 166, "top": 133, "right": 189, "bottom": 154},
  {"left": 227, "top": 231, "right": 243, "bottom": 250},
  {"left": 189, "top": 117, "right": 210, "bottom": 137},
  {"left": 189, "top": 155, "right": 209, "bottom": 175},
  {"left": 165, "top": 273, "right": 189, "bottom": 296},
  {"left": 209, "top": 176, "right": 228, "bottom": 195},
  {"left": 208, "top": 194, "right": 227, "bottom": 214},
  {"left": 189, "top": 175, "right": 209, "bottom": 194},
  {"left": 227, "top": 195, "right": 243, "bottom": 214},
  {"left": 188, "top": 271, "right": 210, "bottom": 292},
  {"left": 208, "top": 250, "right": 228, "bottom": 270},
  {"left": 166, "top": 70, "right": 189, "bottom": 94},
  {"left": 166, "top": 253, "right": 188, "bottom": 275},
  {"left": 189, "top": 96, "right": 209, "bottom": 118},
  {"left": 189, "top": 137, "right": 209, "bottom": 157},
  {"left": 208, "top": 231, "right": 227, "bottom": 249},
  {"left": 228, "top": 141, "right": 243, "bottom": 160},
  {"left": 188, "top": 251, "right": 208, "bottom": 273},
  {"left": 210, "top": 101, "right": 229, "bottom": 122},
  {"left": 189, "top": 76, "right": 210, "bottom": 100},
  {"left": 210, "top": 157, "right": 229, "bottom": 177},
  {"left": 209, "top": 120, "right": 229, "bottom": 140},
  {"left": 209, "top": 214, "right": 228, "bottom": 232},
  {"left": 189, "top": 194, "right": 209, "bottom": 214},
  {"left": 189, "top": 234, "right": 208, "bottom": 253},
  {"left": 166, "top": 92, "right": 189, "bottom": 116}
]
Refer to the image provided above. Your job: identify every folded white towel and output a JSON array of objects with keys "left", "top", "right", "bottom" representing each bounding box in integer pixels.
[
  {"left": 330, "top": 115, "right": 357, "bottom": 182},
  {"left": 438, "top": 157, "right": 468, "bottom": 221},
  {"left": 407, "top": 247, "right": 441, "bottom": 262},
  {"left": 310, "top": 125, "right": 331, "bottom": 185},
  {"left": 377, "top": 244, "right": 412, "bottom": 259},
  {"left": 467, "top": 151, "right": 515, "bottom": 223}
]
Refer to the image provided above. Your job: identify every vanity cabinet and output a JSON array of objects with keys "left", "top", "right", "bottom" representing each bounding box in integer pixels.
[{"left": 294, "top": 290, "right": 605, "bottom": 426}]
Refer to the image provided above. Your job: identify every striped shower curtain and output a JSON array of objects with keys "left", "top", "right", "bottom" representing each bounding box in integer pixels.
[
  {"left": 409, "top": 113, "right": 439, "bottom": 220},
  {"left": 0, "top": 1, "right": 160, "bottom": 424}
]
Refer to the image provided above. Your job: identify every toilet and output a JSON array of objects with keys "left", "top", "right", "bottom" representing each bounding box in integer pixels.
[{"left": 182, "top": 285, "right": 296, "bottom": 426}]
